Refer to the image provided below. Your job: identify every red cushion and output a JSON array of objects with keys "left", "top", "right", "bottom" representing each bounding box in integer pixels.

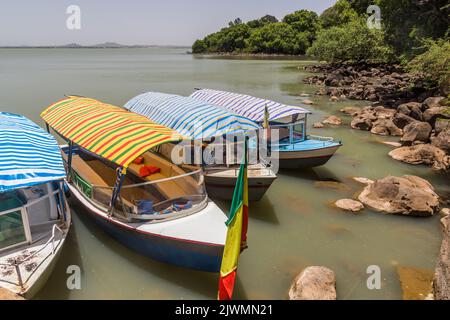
[
  {"left": 133, "top": 156, "right": 144, "bottom": 165},
  {"left": 139, "top": 166, "right": 151, "bottom": 177},
  {"left": 146, "top": 166, "right": 161, "bottom": 174}
]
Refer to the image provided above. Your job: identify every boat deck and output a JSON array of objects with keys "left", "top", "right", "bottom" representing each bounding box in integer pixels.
[{"left": 276, "top": 138, "right": 342, "bottom": 152}]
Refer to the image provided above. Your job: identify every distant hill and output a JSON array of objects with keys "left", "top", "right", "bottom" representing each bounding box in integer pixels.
[{"left": 0, "top": 42, "right": 190, "bottom": 49}]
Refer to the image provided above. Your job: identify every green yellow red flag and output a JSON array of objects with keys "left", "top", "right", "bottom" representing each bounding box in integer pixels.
[{"left": 218, "top": 139, "right": 249, "bottom": 300}]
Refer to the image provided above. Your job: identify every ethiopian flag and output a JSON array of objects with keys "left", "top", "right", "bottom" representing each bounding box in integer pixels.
[{"left": 218, "top": 139, "right": 249, "bottom": 300}]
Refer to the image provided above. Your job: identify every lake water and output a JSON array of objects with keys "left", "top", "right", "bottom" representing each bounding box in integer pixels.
[{"left": 0, "top": 48, "right": 448, "bottom": 300}]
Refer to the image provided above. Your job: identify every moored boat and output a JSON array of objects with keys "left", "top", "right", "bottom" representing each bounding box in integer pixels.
[
  {"left": 124, "top": 92, "right": 277, "bottom": 201},
  {"left": 41, "top": 96, "right": 227, "bottom": 272},
  {"left": 0, "top": 112, "right": 71, "bottom": 299},
  {"left": 190, "top": 89, "right": 342, "bottom": 169}
]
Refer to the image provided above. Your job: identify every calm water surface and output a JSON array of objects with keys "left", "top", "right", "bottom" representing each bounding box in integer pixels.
[{"left": 0, "top": 48, "right": 448, "bottom": 300}]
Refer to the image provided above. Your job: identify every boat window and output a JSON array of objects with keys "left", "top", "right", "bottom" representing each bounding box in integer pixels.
[
  {"left": 0, "top": 192, "right": 27, "bottom": 250},
  {"left": 293, "top": 122, "right": 306, "bottom": 142}
]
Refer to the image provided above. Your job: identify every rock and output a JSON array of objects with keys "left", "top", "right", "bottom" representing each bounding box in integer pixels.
[
  {"left": 357, "top": 175, "right": 440, "bottom": 216},
  {"left": 0, "top": 288, "right": 24, "bottom": 300},
  {"left": 423, "top": 107, "right": 447, "bottom": 124},
  {"left": 323, "top": 115, "right": 343, "bottom": 126},
  {"left": 289, "top": 266, "right": 337, "bottom": 300},
  {"left": 397, "top": 102, "right": 422, "bottom": 119},
  {"left": 352, "top": 177, "right": 374, "bottom": 185},
  {"left": 370, "top": 119, "right": 403, "bottom": 136},
  {"left": 397, "top": 266, "right": 434, "bottom": 300},
  {"left": 435, "top": 119, "right": 450, "bottom": 134},
  {"left": 335, "top": 199, "right": 364, "bottom": 212},
  {"left": 313, "top": 122, "right": 325, "bottom": 128},
  {"left": 433, "top": 214, "right": 450, "bottom": 300},
  {"left": 351, "top": 116, "right": 373, "bottom": 131},
  {"left": 340, "top": 106, "right": 361, "bottom": 116},
  {"left": 389, "top": 144, "right": 450, "bottom": 171},
  {"left": 381, "top": 141, "right": 402, "bottom": 148},
  {"left": 441, "top": 208, "right": 450, "bottom": 218},
  {"left": 393, "top": 113, "right": 416, "bottom": 129},
  {"left": 329, "top": 95, "right": 339, "bottom": 102},
  {"left": 423, "top": 96, "right": 445, "bottom": 110},
  {"left": 374, "top": 106, "right": 396, "bottom": 120},
  {"left": 431, "top": 129, "right": 450, "bottom": 154},
  {"left": 303, "top": 99, "right": 314, "bottom": 105},
  {"left": 314, "top": 181, "right": 351, "bottom": 192},
  {"left": 299, "top": 93, "right": 310, "bottom": 97},
  {"left": 401, "top": 121, "right": 432, "bottom": 145}
]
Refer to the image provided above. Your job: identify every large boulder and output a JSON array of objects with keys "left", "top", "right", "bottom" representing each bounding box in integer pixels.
[
  {"left": 289, "top": 266, "right": 337, "bottom": 300},
  {"left": 371, "top": 119, "right": 403, "bottom": 136},
  {"left": 374, "top": 106, "right": 396, "bottom": 120},
  {"left": 389, "top": 144, "right": 450, "bottom": 171},
  {"left": 433, "top": 214, "right": 450, "bottom": 300},
  {"left": 431, "top": 129, "right": 450, "bottom": 155},
  {"left": 358, "top": 175, "right": 440, "bottom": 217},
  {"left": 401, "top": 121, "right": 432, "bottom": 145},
  {"left": 393, "top": 113, "right": 416, "bottom": 129},
  {"left": 435, "top": 119, "right": 450, "bottom": 134}
]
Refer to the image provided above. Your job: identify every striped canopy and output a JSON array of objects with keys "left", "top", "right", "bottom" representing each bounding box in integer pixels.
[
  {"left": 190, "top": 89, "right": 311, "bottom": 122},
  {"left": 124, "top": 92, "right": 259, "bottom": 140},
  {"left": 41, "top": 96, "right": 182, "bottom": 168},
  {"left": 0, "top": 112, "right": 66, "bottom": 192}
]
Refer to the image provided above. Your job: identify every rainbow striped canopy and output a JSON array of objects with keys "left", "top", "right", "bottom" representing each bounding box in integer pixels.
[
  {"left": 190, "top": 89, "right": 311, "bottom": 122},
  {"left": 41, "top": 96, "right": 182, "bottom": 168}
]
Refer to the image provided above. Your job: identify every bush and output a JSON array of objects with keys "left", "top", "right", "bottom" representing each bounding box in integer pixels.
[
  {"left": 407, "top": 39, "right": 450, "bottom": 94},
  {"left": 307, "top": 18, "right": 394, "bottom": 63}
]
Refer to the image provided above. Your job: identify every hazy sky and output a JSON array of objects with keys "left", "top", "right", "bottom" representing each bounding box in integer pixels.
[{"left": 0, "top": 0, "right": 336, "bottom": 46}]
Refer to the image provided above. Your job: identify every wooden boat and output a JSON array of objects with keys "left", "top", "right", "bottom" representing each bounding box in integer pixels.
[
  {"left": 41, "top": 96, "right": 227, "bottom": 272},
  {"left": 190, "top": 89, "right": 342, "bottom": 169},
  {"left": 0, "top": 112, "right": 71, "bottom": 299},
  {"left": 124, "top": 92, "right": 277, "bottom": 201}
]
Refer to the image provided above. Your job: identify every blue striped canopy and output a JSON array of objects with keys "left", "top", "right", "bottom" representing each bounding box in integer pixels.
[
  {"left": 190, "top": 89, "right": 311, "bottom": 122},
  {"left": 0, "top": 112, "right": 66, "bottom": 192},
  {"left": 124, "top": 92, "right": 259, "bottom": 140}
]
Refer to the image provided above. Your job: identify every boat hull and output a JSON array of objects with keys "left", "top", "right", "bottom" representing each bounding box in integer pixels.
[
  {"left": 275, "top": 140, "right": 342, "bottom": 169},
  {"left": 68, "top": 183, "right": 224, "bottom": 272},
  {"left": 205, "top": 174, "right": 276, "bottom": 201}
]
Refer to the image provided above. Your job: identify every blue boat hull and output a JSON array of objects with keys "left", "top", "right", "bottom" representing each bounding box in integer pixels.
[
  {"left": 70, "top": 189, "right": 224, "bottom": 273},
  {"left": 275, "top": 139, "right": 342, "bottom": 169}
]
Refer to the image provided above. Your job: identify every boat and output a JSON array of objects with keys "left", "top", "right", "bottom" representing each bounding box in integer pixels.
[
  {"left": 41, "top": 96, "right": 227, "bottom": 272},
  {"left": 124, "top": 92, "right": 277, "bottom": 201},
  {"left": 190, "top": 89, "right": 342, "bottom": 169},
  {"left": 0, "top": 112, "right": 71, "bottom": 299}
]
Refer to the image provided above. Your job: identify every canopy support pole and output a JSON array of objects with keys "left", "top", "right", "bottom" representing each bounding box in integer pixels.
[
  {"left": 109, "top": 167, "right": 126, "bottom": 216},
  {"left": 67, "top": 141, "right": 74, "bottom": 182}
]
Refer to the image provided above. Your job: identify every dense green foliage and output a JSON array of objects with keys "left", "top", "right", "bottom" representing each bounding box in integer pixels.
[
  {"left": 192, "top": 0, "right": 450, "bottom": 92},
  {"left": 306, "top": 18, "right": 393, "bottom": 63},
  {"left": 407, "top": 39, "right": 450, "bottom": 94}
]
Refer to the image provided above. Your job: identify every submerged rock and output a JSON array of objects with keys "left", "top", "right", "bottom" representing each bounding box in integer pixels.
[
  {"left": 401, "top": 121, "right": 432, "bottom": 145},
  {"left": 323, "top": 115, "right": 343, "bottom": 126},
  {"left": 357, "top": 175, "right": 440, "bottom": 216},
  {"left": 289, "top": 266, "right": 337, "bottom": 300},
  {"left": 313, "top": 122, "right": 325, "bottom": 128},
  {"left": 335, "top": 199, "right": 364, "bottom": 212},
  {"left": 381, "top": 141, "right": 402, "bottom": 148},
  {"left": 388, "top": 144, "right": 449, "bottom": 171},
  {"left": 352, "top": 177, "right": 374, "bottom": 185},
  {"left": 397, "top": 266, "right": 434, "bottom": 300},
  {"left": 302, "top": 99, "right": 314, "bottom": 105},
  {"left": 433, "top": 214, "right": 450, "bottom": 300}
]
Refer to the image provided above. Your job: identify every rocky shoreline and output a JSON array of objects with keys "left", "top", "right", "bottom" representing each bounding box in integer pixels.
[{"left": 303, "top": 63, "right": 450, "bottom": 173}]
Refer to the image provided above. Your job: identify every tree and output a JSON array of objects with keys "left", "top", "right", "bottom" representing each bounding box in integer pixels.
[
  {"left": 319, "top": 0, "right": 359, "bottom": 29},
  {"left": 247, "top": 15, "right": 278, "bottom": 29},
  {"left": 248, "top": 22, "right": 309, "bottom": 55},
  {"left": 228, "top": 18, "right": 243, "bottom": 27},
  {"left": 407, "top": 39, "right": 450, "bottom": 94},
  {"left": 307, "top": 17, "right": 394, "bottom": 63},
  {"left": 192, "top": 39, "right": 207, "bottom": 53}
]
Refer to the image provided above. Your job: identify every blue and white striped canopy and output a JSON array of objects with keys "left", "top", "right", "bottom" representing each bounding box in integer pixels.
[
  {"left": 0, "top": 112, "right": 66, "bottom": 192},
  {"left": 190, "top": 89, "right": 311, "bottom": 122},
  {"left": 124, "top": 92, "right": 259, "bottom": 140}
]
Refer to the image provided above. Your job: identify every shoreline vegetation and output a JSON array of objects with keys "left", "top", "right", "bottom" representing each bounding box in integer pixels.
[{"left": 193, "top": 0, "right": 450, "bottom": 300}]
